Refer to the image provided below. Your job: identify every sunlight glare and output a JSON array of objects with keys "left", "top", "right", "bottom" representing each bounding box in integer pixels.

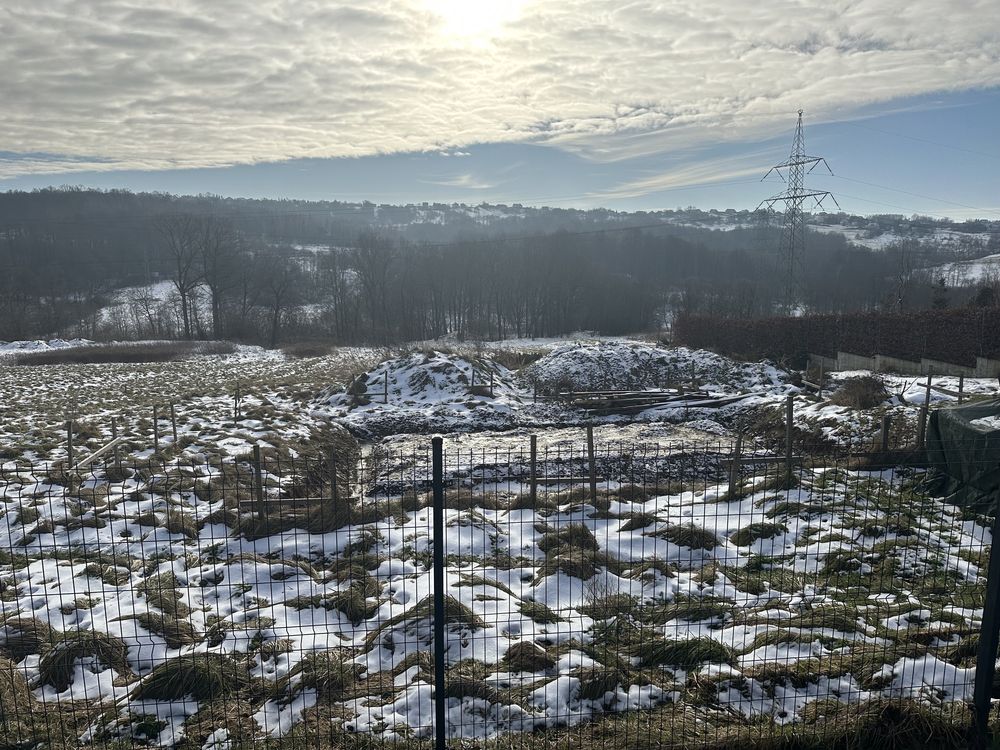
[{"left": 423, "top": 0, "right": 526, "bottom": 42}]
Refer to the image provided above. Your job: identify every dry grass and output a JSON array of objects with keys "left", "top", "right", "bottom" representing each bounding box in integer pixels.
[
  {"left": 504, "top": 641, "right": 557, "bottom": 672},
  {"left": 13, "top": 340, "right": 236, "bottom": 366},
  {"left": 37, "top": 630, "right": 133, "bottom": 692},
  {"left": 829, "top": 376, "right": 890, "bottom": 410},
  {"left": 132, "top": 653, "right": 251, "bottom": 700},
  {"left": 280, "top": 341, "right": 338, "bottom": 358}
]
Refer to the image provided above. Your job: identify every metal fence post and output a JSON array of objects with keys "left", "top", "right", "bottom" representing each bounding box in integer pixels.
[
  {"left": 529, "top": 435, "right": 538, "bottom": 506},
  {"left": 431, "top": 436, "right": 446, "bottom": 750},
  {"left": 785, "top": 395, "right": 794, "bottom": 486},
  {"left": 974, "top": 494, "right": 1000, "bottom": 745}
]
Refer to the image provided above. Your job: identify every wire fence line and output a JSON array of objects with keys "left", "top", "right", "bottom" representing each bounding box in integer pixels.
[{"left": 0, "top": 436, "right": 997, "bottom": 748}]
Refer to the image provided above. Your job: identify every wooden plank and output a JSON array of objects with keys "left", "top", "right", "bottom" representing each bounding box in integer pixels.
[
  {"left": 929, "top": 384, "right": 964, "bottom": 398},
  {"left": 71, "top": 437, "right": 125, "bottom": 472},
  {"left": 725, "top": 455, "right": 804, "bottom": 466},
  {"left": 238, "top": 496, "right": 329, "bottom": 508}
]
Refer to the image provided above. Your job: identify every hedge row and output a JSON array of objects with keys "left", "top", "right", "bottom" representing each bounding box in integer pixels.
[{"left": 673, "top": 308, "right": 1000, "bottom": 368}]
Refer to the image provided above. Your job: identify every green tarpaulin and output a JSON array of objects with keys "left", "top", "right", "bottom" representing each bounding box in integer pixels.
[{"left": 925, "top": 398, "right": 1000, "bottom": 511}]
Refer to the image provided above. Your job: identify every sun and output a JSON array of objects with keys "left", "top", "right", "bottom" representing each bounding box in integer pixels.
[{"left": 423, "top": 0, "right": 526, "bottom": 42}]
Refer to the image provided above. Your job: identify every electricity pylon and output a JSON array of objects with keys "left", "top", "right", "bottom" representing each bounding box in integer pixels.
[{"left": 758, "top": 110, "right": 840, "bottom": 313}]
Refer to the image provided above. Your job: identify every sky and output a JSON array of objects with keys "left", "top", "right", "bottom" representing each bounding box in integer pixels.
[{"left": 1, "top": 0, "right": 998, "bottom": 219}]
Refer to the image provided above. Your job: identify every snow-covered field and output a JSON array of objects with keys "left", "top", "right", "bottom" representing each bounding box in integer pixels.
[{"left": 0, "top": 337, "right": 996, "bottom": 747}]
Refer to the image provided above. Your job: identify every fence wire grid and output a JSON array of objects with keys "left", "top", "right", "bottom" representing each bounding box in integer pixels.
[{"left": 0, "top": 436, "right": 997, "bottom": 749}]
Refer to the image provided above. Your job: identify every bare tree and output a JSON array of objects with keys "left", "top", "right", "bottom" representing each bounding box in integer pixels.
[
  {"left": 154, "top": 214, "right": 202, "bottom": 339},
  {"left": 349, "top": 231, "right": 394, "bottom": 342},
  {"left": 197, "top": 217, "right": 238, "bottom": 338}
]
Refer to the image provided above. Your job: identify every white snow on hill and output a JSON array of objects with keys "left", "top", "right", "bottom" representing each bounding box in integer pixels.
[{"left": 926, "top": 252, "right": 1000, "bottom": 285}]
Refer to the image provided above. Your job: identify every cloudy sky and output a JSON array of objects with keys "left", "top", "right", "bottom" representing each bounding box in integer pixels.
[{"left": 2, "top": 0, "right": 999, "bottom": 217}]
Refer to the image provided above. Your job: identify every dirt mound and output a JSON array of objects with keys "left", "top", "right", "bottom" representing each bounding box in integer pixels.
[
  {"left": 520, "top": 341, "right": 783, "bottom": 394},
  {"left": 320, "top": 350, "right": 524, "bottom": 437}
]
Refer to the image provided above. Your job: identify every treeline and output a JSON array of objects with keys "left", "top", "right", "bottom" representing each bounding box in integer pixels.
[{"left": 1, "top": 188, "right": 997, "bottom": 346}]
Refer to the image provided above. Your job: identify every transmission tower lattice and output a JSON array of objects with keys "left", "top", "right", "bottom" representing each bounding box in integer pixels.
[{"left": 757, "top": 110, "right": 840, "bottom": 311}]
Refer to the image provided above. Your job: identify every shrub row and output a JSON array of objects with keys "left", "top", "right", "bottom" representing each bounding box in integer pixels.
[{"left": 674, "top": 308, "right": 1000, "bottom": 367}]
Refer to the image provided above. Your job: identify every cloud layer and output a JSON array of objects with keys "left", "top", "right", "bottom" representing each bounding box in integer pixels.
[{"left": 1, "top": 0, "right": 998, "bottom": 177}]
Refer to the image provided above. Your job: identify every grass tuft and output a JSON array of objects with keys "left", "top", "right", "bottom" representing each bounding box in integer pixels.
[
  {"left": 133, "top": 653, "right": 250, "bottom": 700},
  {"left": 650, "top": 524, "right": 720, "bottom": 550},
  {"left": 38, "top": 630, "right": 133, "bottom": 692},
  {"left": 504, "top": 641, "right": 557, "bottom": 672}
]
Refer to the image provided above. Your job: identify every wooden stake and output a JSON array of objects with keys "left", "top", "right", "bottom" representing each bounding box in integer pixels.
[
  {"left": 234, "top": 383, "right": 241, "bottom": 422},
  {"left": 918, "top": 406, "right": 928, "bottom": 449},
  {"left": 529, "top": 435, "right": 538, "bottom": 506},
  {"left": 880, "top": 413, "right": 891, "bottom": 452},
  {"left": 169, "top": 403, "right": 178, "bottom": 443},
  {"left": 923, "top": 370, "right": 933, "bottom": 412},
  {"left": 586, "top": 426, "right": 598, "bottom": 505},
  {"left": 384, "top": 372, "right": 389, "bottom": 404},
  {"left": 152, "top": 405, "right": 160, "bottom": 454},
  {"left": 729, "top": 433, "right": 743, "bottom": 497},
  {"left": 253, "top": 444, "right": 265, "bottom": 520},
  {"left": 818, "top": 364, "right": 824, "bottom": 400},
  {"left": 66, "top": 419, "right": 74, "bottom": 469},
  {"left": 489, "top": 370, "right": 494, "bottom": 398},
  {"left": 959, "top": 374, "right": 965, "bottom": 403},
  {"left": 328, "top": 447, "right": 339, "bottom": 504},
  {"left": 111, "top": 417, "right": 121, "bottom": 473}
]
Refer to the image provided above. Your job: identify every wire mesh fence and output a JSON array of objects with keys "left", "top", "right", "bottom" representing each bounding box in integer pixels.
[{"left": 0, "top": 435, "right": 996, "bottom": 748}]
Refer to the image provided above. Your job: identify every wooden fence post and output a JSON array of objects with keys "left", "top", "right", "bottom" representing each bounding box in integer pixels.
[
  {"left": 818, "top": 363, "right": 824, "bottom": 400},
  {"left": 489, "top": 370, "right": 494, "bottom": 398},
  {"left": 111, "top": 417, "right": 121, "bottom": 473},
  {"left": 253, "top": 444, "right": 265, "bottom": 520},
  {"left": 880, "top": 413, "right": 892, "bottom": 452},
  {"left": 234, "top": 383, "right": 241, "bottom": 422},
  {"left": 152, "top": 405, "right": 160, "bottom": 454},
  {"left": 328, "top": 447, "right": 339, "bottom": 504},
  {"left": 384, "top": 372, "right": 389, "bottom": 404},
  {"left": 917, "top": 406, "right": 928, "bottom": 449},
  {"left": 959, "top": 374, "right": 965, "bottom": 404},
  {"left": 923, "top": 370, "right": 933, "bottom": 412},
  {"left": 529, "top": 435, "right": 538, "bottom": 506},
  {"left": 169, "top": 403, "right": 178, "bottom": 443},
  {"left": 66, "top": 420, "right": 74, "bottom": 469},
  {"left": 729, "top": 433, "right": 743, "bottom": 496},
  {"left": 586, "top": 426, "right": 598, "bottom": 505}
]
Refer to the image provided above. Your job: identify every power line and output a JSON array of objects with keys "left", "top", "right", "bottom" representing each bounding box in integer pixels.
[
  {"left": 816, "top": 174, "right": 1000, "bottom": 218},
  {"left": 836, "top": 119, "right": 1000, "bottom": 161}
]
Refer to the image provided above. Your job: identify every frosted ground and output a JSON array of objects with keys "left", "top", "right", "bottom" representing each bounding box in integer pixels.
[{"left": 0, "top": 337, "right": 997, "bottom": 747}]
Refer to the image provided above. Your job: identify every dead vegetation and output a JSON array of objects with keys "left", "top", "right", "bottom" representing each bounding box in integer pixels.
[{"left": 829, "top": 375, "right": 891, "bottom": 409}]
